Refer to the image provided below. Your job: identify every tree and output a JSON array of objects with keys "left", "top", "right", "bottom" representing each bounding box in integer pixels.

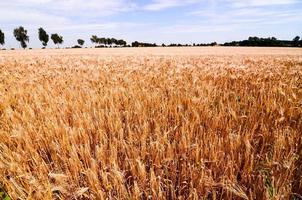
[
  {"left": 132, "top": 41, "right": 139, "bottom": 47},
  {"left": 77, "top": 39, "right": 85, "bottom": 47},
  {"left": 106, "top": 38, "right": 112, "bottom": 47},
  {"left": 111, "top": 38, "right": 117, "bottom": 46},
  {"left": 293, "top": 36, "right": 300, "bottom": 47},
  {"left": 0, "top": 29, "right": 4, "bottom": 47},
  {"left": 13, "top": 26, "right": 29, "bottom": 49},
  {"left": 90, "top": 35, "right": 98, "bottom": 46},
  {"left": 51, "top": 33, "right": 63, "bottom": 48},
  {"left": 116, "top": 39, "right": 126, "bottom": 47},
  {"left": 99, "top": 38, "right": 106, "bottom": 46},
  {"left": 38, "top": 28, "right": 49, "bottom": 48}
]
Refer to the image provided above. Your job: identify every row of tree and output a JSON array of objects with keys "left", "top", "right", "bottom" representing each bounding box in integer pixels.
[
  {"left": 0, "top": 26, "right": 301, "bottom": 49},
  {"left": 223, "top": 36, "right": 302, "bottom": 47},
  {"left": 90, "top": 35, "right": 127, "bottom": 47},
  {"left": 0, "top": 27, "right": 128, "bottom": 49},
  {"left": 0, "top": 26, "right": 66, "bottom": 49},
  {"left": 132, "top": 41, "right": 157, "bottom": 47},
  {"left": 166, "top": 42, "right": 218, "bottom": 47},
  {"left": 161, "top": 36, "right": 302, "bottom": 47}
]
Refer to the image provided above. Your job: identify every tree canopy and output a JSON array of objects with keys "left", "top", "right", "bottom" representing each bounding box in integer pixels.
[
  {"left": 13, "top": 26, "right": 29, "bottom": 49},
  {"left": 90, "top": 35, "right": 98, "bottom": 45},
  {"left": 0, "top": 29, "right": 4, "bottom": 46},
  {"left": 132, "top": 41, "right": 157, "bottom": 47},
  {"left": 293, "top": 36, "right": 300, "bottom": 47},
  {"left": 51, "top": 33, "right": 64, "bottom": 48},
  {"left": 38, "top": 28, "right": 49, "bottom": 47},
  {"left": 77, "top": 39, "right": 85, "bottom": 46},
  {"left": 223, "top": 36, "right": 302, "bottom": 47},
  {"left": 90, "top": 35, "right": 127, "bottom": 47}
]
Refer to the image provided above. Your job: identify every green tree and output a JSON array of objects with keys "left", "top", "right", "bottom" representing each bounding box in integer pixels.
[
  {"left": 0, "top": 29, "right": 4, "bottom": 47},
  {"left": 90, "top": 35, "right": 98, "bottom": 46},
  {"left": 111, "top": 38, "right": 117, "bottom": 46},
  {"left": 38, "top": 28, "right": 49, "bottom": 48},
  {"left": 132, "top": 41, "right": 139, "bottom": 47},
  {"left": 51, "top": 33, "right": 63, "bottom": 48},
  {"left": 13, "top": 26, "right": 29, "bottom": 49},
  {"left": 293, "top": 36, "right": 300, "bottom": 47},
  {"left": 106, "top": 38, "right": 112, "bottom": 47},
  {"left": 77, "top": 39, "right": 85, "bottom": 47},
  {"left": 117, "top": 39, "right": 127, "bottom": 47},
  {"left": 99, "top": 38, "right": 106, "bottom": 46}
]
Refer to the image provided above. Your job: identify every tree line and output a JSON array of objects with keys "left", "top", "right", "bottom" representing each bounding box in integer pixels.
[
  {"left": 0, "top": 27, "right": 65, "bottom": 49},
  {"left": 0, "top": 26, "right": 128, "bottom": 49},
  {"left": 90, "top": 35, "right": 128, "bottom": 48},
  {"left": 222, "top": 36, "right": 302, "bottom": 47},
  {"left": 0, "top": 26, "right": 301, "bottom": 49}
]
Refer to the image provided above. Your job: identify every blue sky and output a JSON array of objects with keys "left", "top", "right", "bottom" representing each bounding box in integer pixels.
[{"left": 0, "top": 0, "right": 301, "bottom": 48}]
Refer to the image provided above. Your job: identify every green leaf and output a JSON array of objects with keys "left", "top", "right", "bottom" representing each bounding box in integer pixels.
[{"left": 0, "top": 189, "right": 11, "bottom": 200}]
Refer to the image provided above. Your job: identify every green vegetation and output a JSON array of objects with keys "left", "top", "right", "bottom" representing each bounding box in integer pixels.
[
  {"left": 38, "top": 27, "right": 49, "bottom": 48},
  {"left": 51, "top": 33, "right": 64, "bottom": 48},
  {"left": 77, "top": 39, "right": 85, "bottom": 47},
  {"left": 223, "top": 36, "right": 302, "bottom": 47},
  {"left": 13, "top": 26, "right": 29, "bottom": 49},
  {"left": 132, "top": 41, "right": 157, "bottom": 47},
  {"left": 0, "top": 186, "right": 11, "bottom": 200},
  {"left": 0, "top": 29, "right": 4, "bottom": 47},
  {"left": 0, "top": 26, "right": 301, "bottom": 49},
  {"left": 90, "top": 35, "right": 127, "bottom": 47}
]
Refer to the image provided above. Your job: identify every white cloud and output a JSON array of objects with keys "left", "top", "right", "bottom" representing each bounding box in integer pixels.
[
  {"left": 144, "top": 0, "right": 199, "bottom": 11},
  {"left": 227, "top": 0, "right": 298, "bottom": 7},
  {"left": 161, "top": 24, "right": 232, "bottom": 33},
  {"left": 0, "top": 0, "right": 136, "bottom": 17},
  {"left": 188, "top": 0, "right": 302, "bottom": 28},
  {"left": 0, "top": 8, "right": 69, "bottom": 27}
]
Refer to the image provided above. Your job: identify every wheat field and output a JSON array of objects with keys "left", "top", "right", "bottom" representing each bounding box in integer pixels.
[{"left": 0, "top": 47, "right": 301, "bottom": 199}]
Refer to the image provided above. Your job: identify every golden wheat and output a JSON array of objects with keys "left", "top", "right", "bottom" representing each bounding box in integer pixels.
[{"left": 0, "top": 48, "right": 301, "bottom": 199}]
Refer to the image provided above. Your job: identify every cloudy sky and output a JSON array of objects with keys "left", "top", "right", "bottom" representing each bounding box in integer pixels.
[{"left": 0, "top": 0, "right": 301, "bottom": 48}]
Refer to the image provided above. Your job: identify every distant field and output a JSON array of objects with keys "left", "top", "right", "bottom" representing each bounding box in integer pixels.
[
  {"left": 1, "top": 46, "right": 302, "bottom": 56},
  {"left": 0, "top": 47, "right": 301, "bottom": 199}
]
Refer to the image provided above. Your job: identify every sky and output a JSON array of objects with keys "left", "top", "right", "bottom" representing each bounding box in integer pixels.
[{"left": 0, "top": 0, "right": 301, "bottom": 48}]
